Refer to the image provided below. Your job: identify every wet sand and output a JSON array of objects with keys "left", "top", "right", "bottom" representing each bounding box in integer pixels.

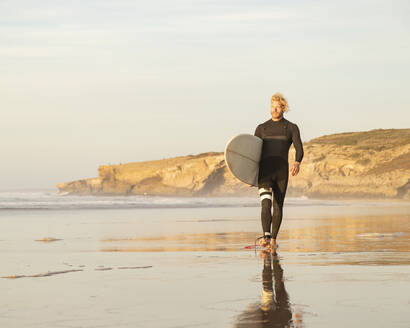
[{"left": 1, "top": 201, "right": 409, "bottom": 327}]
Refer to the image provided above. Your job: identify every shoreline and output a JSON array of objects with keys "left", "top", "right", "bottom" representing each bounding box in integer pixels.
[{"left": 56, "top": 191, "right": 410, "bottom": 203}]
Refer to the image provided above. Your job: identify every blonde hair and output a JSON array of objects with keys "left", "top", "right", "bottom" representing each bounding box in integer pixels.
[{"left": 271, "top": 93, "right": 289, "bottom": 112}]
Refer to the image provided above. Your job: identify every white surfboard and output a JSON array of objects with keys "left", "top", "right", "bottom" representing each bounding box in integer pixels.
[{"left": 224, "top": 134, "right": 263, "bottom": 187}]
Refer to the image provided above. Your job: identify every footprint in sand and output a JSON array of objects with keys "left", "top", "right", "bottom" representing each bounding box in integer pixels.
[
  {"left": 2, "top": 265, "right": 152, "bottom": 279},
  {"left": 95, "top": 267, "right": 113, "bottom": 271},
  {"left": 2, "top": 269, "right": 83, "bottom": 279}
]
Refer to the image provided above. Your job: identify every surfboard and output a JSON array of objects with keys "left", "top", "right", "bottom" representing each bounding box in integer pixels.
[{"left": 224, "top": 134, "right": 263, "bottom": 187}]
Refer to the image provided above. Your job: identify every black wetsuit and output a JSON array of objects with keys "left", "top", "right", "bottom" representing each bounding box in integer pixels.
[{"left": 254, "top": 118, "right": 304, "bottom": 238}]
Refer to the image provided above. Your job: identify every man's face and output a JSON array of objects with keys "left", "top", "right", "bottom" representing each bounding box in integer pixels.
[{"left": 270, "top": 100, "right": 284, "bottom": 120}]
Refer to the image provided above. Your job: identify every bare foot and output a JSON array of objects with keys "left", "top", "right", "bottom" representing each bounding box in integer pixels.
[{"left": 269, "top": 238, "right": 278, "bottom": 252}]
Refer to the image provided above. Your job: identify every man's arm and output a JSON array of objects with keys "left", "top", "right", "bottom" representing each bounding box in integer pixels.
[
  {"left": 292, "top": 124, "right": 304, "bottom": 163},
  {"left": 291, "top": 124, "right": 304, "bottom": 176}
]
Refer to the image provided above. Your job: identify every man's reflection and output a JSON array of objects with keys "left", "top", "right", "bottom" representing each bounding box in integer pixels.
[{"left": 234, "top": 251, "right": 303, "bottom": 327}]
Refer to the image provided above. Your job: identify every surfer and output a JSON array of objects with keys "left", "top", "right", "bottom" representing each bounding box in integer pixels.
[{"left": 254, "top": 93, "right": 304, "bottom": 250}]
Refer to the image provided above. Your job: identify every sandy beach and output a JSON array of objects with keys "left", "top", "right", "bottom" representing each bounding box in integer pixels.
[{"left": 1, "top": 197, "right": 409, "bottom": 327}]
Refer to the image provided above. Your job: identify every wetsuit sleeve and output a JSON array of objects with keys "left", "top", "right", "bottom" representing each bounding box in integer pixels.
[
  {"left": 291, "top": 124, "right": 304, "bottom": 163},
  {"left": 254, "top": 125, "right": 262, "bottom": 138}
]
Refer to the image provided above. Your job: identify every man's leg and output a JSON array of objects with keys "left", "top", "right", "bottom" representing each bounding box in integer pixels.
[
  {"left": 259, "top": 187, "right": 273, "bottom": 237},
  {"left": 271, "top": 175, "right": 288, "bottom": 239}
]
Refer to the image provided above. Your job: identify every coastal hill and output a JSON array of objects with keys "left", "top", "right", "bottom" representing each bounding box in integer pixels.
[{"left": 57, "top": 129, "right": 410, "bottom": 199}]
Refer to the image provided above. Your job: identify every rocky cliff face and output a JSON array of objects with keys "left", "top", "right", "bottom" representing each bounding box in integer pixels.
[
  {"left": 57, "top": 129, "right": 410, "bottom": 199},
  {"left": 288, "top": 129, "right": 410, "bottom": 199}
]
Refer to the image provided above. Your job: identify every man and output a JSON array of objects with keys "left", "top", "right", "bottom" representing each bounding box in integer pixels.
[{"left": 254, "top": 93, "right": 304, "bottom": 250}]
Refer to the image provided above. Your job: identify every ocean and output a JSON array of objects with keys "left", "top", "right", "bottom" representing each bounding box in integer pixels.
[{"left": 0, "top": 189, "right": 404, "bottom": 210}]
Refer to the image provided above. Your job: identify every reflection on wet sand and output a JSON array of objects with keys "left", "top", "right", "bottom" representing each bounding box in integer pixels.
[
  {"left": 100, "top": 231, "right": 259, "bottom": 252},
  {"left": 100, "top": 214, "right": 410, "bottom": 258},
  {"left": 279, "top": 215, "right": 410, "bottom": 253},
  {"left": 234, "top": 252, "right": 303, "bottom": 328}
]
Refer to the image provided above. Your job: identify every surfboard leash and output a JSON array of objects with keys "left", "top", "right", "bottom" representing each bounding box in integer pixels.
[{"left": 244, "top": 236, "right": 266, "bottom": 250}]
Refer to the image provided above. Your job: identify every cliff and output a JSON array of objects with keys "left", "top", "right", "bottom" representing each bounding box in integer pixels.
[{"left": 57, "top": 129, "right": 410, "bottom": 199}]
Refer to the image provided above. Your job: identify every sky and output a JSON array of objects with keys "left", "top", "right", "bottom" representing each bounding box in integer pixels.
[{"left": 1, "top": 0, "right": 409, "bottom": 189}]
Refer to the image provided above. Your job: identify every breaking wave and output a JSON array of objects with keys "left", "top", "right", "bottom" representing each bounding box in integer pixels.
[{"left": 0, "top": 190, "right": 319, "bottom": 210}]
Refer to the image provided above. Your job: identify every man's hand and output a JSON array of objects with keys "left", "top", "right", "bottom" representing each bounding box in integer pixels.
[{"left": 291, "top": 162, "right": 300, "bottom": 176}]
